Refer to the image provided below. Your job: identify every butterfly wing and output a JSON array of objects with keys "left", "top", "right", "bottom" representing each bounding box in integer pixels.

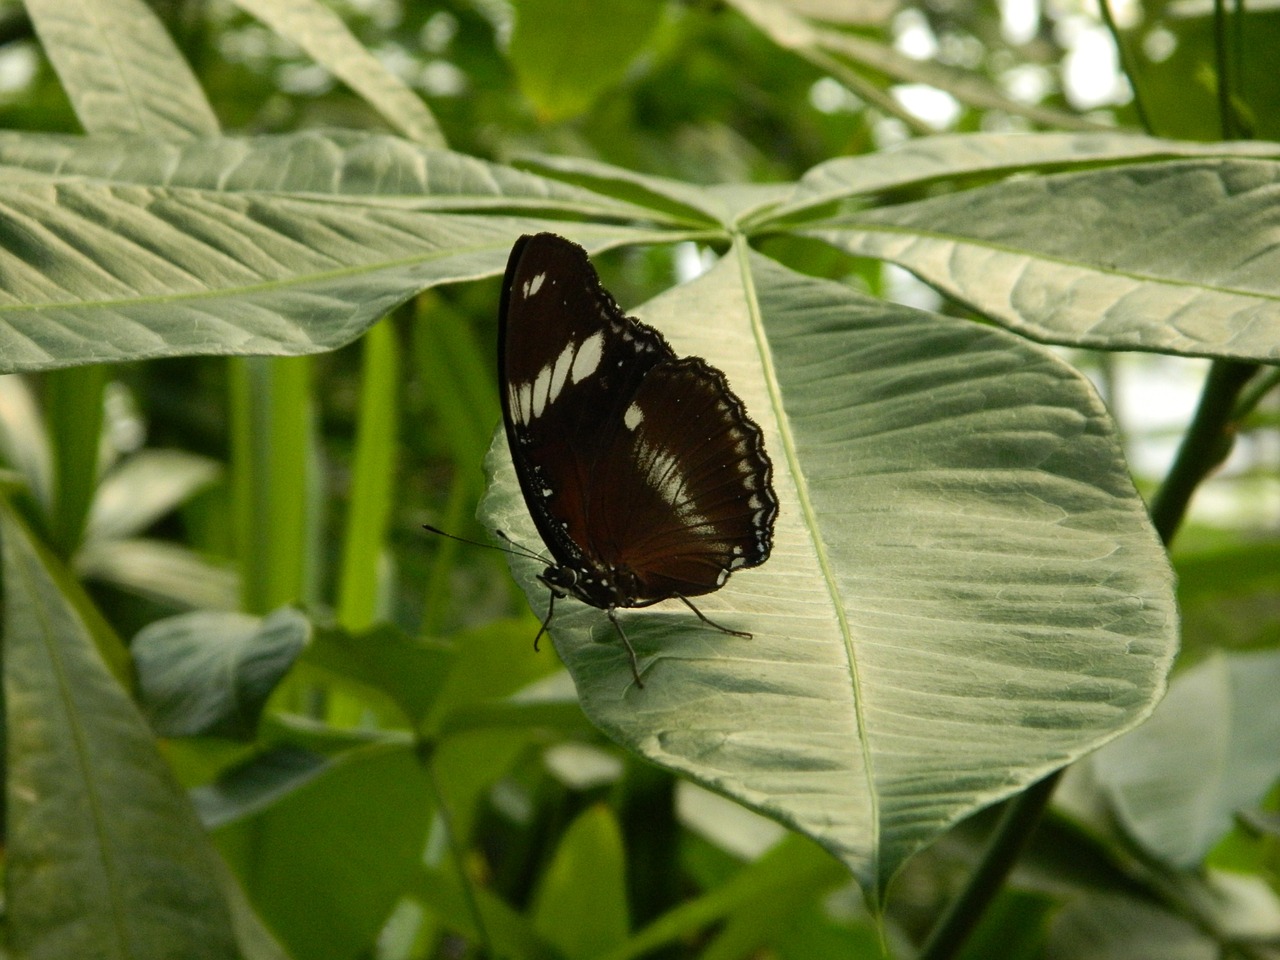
[
  {"left": 499, "top": 233, "right": 674, "bottom": 574},
  {"left": 589, "top": 356, "right": 778, "bottom": 599}
]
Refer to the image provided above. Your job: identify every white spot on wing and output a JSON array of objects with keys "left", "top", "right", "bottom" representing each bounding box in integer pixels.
[
  {"left": 508, "top": 382, "right": 535, "bottom": 424},
  {"left": 623, "top": 402, "right": 643, "bottom": 431},
  {"left": 571, "top": 331, "right": 604, "bottom": 384},
  {"left": 523, "top": 272, "right": 546, "bottom": 298},
  {"left": 522, "top": 330, "right": 608, "bottom": 421},
  {"left": 636, "top": 439, "right": 708, "bottom": 528}
]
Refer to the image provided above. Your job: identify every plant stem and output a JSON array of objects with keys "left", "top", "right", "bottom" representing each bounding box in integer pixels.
[
  {"left": 917, "top": 773, "right": 1060, "bottom": 960},
  {"left": 1148, "top": 359, "right": 1258, "bottom": 545},
  {"left": 917, "top": 358, "right": 1259, "bottom": 960},
  {"left": 1098, "top": 0, "right": 1152, "bottom": 134}
]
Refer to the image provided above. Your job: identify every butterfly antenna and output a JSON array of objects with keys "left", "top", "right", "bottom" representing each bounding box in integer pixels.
[
  {"left": 421, "top": 524, "right": 547, "bottom": 563},
  {"left": 677, "top": 595, "right": 752, "bottom": 639},
  {"left": 607, "top": 608, "right": 645, "bottom": 689},
  {"left": 494, "top": 529, "right": 551, "bottom": 563}
]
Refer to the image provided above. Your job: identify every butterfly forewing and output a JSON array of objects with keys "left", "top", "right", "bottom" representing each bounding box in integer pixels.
[{"left": 500, "top": 233, "right": 674, "bottom": 569}]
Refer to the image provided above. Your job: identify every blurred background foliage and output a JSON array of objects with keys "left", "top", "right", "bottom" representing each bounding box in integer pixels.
[{"left": 0, "top": 0, "right": 1277, "bottom": 957}]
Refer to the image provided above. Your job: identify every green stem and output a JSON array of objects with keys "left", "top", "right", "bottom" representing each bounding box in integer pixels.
[
  {"left": 44, "top": 365, "right": 107, "bottom": 557},
  {"left": 1211, "top": 0, "right": 1235, "bottom": 139},
  {"left": 1148, "top": 359, "right": 1258, "bottom": 545},
  {"left": 917, "top": 774, "right": 1060, "bottom": 960},
  {"left": 421, "top": 745, "right": 492, "bottom": 955},
  {"left": 917, "top": 358, "right": 1259, "bottom": 960},
  {"left": 1098, "top": 0, "right": 1152, "bottom": 134}
]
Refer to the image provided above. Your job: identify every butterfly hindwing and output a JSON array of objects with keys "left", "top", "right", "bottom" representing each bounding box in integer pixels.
[{"left": 587, "top": 356, "right": 776, "bottom": 598}]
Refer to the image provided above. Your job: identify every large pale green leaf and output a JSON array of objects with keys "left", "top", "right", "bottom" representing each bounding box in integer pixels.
[
  {"left": 25, "top": 0, "right": 219, "bottom": 138},
  {"left": 774, "top": 132, "right": 1280, "bottom": 219},
  {"left": 807, "top": 156, "right": 1280, "bottom": 362},
  {"left": 0, "top": 131, "right": 683, "bottom": 373},
  {"left": 0, "top": 130, "right": 631, "bottom": 211},
  {"left": 481, "top": 246, "right": 1176, "bottom": 899},
  {"left": 1090, "top": 650, "right": 1280, "bottom": 868},
  {"left": 1, "top": 500, "right": 239, "bottom": 960}
]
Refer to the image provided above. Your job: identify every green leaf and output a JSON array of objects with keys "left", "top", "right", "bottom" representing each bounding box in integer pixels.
[
  {"left": 1090, "top": 650, "right": 1280, "bottom": 868},
  {"left": 698, "top": 842, "right": 856, "bottom": 960},
  {"left": 600, "top": 833, "right": 847, "bottom": 960},
  {"left": 132, "top": 607, "right": 311, "bottom": 738},
  {"left": 1, "top": 499, "right": 238, "bottom": 960},
  {"left": 229, "top": 356, "right": 316, "bottom": 613},
  {"left": 779, "top": 132, "right": 1280, "bottom": 219},
  {"left": 86, "top": 448, "right": 221, "bottom": 542},
  {"left": 228, "top": 0, "right": 444, "bottom": 147},
  {"left": 412, "top": 864, "right": 559, "bottom": 960},
  {"left": 302, "top": 621, "right": 455, "bottom": 729},
  {"left": 509, "top": 0, "right": 664, "bottom": 121},
  {"left": 481, "top": 245, "right": 1177, "bottom": 899},
  {"left": 0, "top": 130, "right": 673, "bottom": 372},
  {"left": 44, "top": 364, "right": 106, "bottom": 555},
  {"left": 957, "top": 890, "right": 1055, "bottom": 960},
  {"left": 25, "top": 0, "right": 219, "bottom": 137},
  {"left": 192, "top": 746, "right": 333, "bottom": 828},
  {"left": 74, "top": 538, "right": 240, "bottom": 610},
  {"left": 531, "top": 805, "right": 631, "bottom": 959},
  {"left": 213, "top": 742, "right": 434, "bottom": 960},
  {"left": 809, "top": 156, "right": 1280, "bottom": 362}
]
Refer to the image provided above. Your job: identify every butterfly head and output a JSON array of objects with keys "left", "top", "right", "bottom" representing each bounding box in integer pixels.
[{"left": 538, "top": 561, "right": 643, "bottom": 611}]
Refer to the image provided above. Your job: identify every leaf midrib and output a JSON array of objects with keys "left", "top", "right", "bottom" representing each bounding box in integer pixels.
[{"left": 732, "top": 240, "right": 879, "bottom": 875}]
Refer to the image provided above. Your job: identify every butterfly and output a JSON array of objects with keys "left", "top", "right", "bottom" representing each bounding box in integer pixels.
[{"left": 499, "top": 232, "right": 778, "bottom": 687}]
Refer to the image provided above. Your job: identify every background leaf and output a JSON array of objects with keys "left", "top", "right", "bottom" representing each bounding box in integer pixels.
[
  {"left": 132, "top": 607, "right": 311, "bottom": 739},
  {"left": 530, "top": 805, "right": 630, "bottom": 959},
  {"left": 508, "top": 0, "right": 664, "bottom": 121},
  {"left": 23, "top": 0, "right": 219, "bottom": 137},
  {"left": 810, "top": 158, "right": 1280, "bottom": 361},
  {"left": 1, "top": 499, "right": 239, "bottom": 960},
  {"left": 229, "top": 0, "right": 444, "bottom": 146},
  {"left": 1090, "top": 650, "right": 1280, "bottom": 868}
]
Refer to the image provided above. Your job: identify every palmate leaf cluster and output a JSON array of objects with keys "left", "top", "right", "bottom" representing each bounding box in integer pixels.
[{"left": 0, "top": 0, "right": 1277, "bottom": 959}]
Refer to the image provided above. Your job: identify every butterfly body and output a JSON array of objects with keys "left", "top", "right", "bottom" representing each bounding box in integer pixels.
[{"left": 499, "top": 233, "right": 778, "bottom": 685}]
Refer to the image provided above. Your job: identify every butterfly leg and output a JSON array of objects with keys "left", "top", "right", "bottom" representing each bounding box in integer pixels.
[
  {"left": 533, "top": 592, "right": 557, "bottom": 652},
  {"left": 607, "top": 608, "right": 645, "bottom": 689},
  {"left": 677, "top": 595, "right": 752, "bottom": 639}
]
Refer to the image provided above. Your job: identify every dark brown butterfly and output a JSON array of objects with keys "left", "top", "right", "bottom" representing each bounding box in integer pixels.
[{"left": 499, "top": 233, "right": 778, "bottom": 687}]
